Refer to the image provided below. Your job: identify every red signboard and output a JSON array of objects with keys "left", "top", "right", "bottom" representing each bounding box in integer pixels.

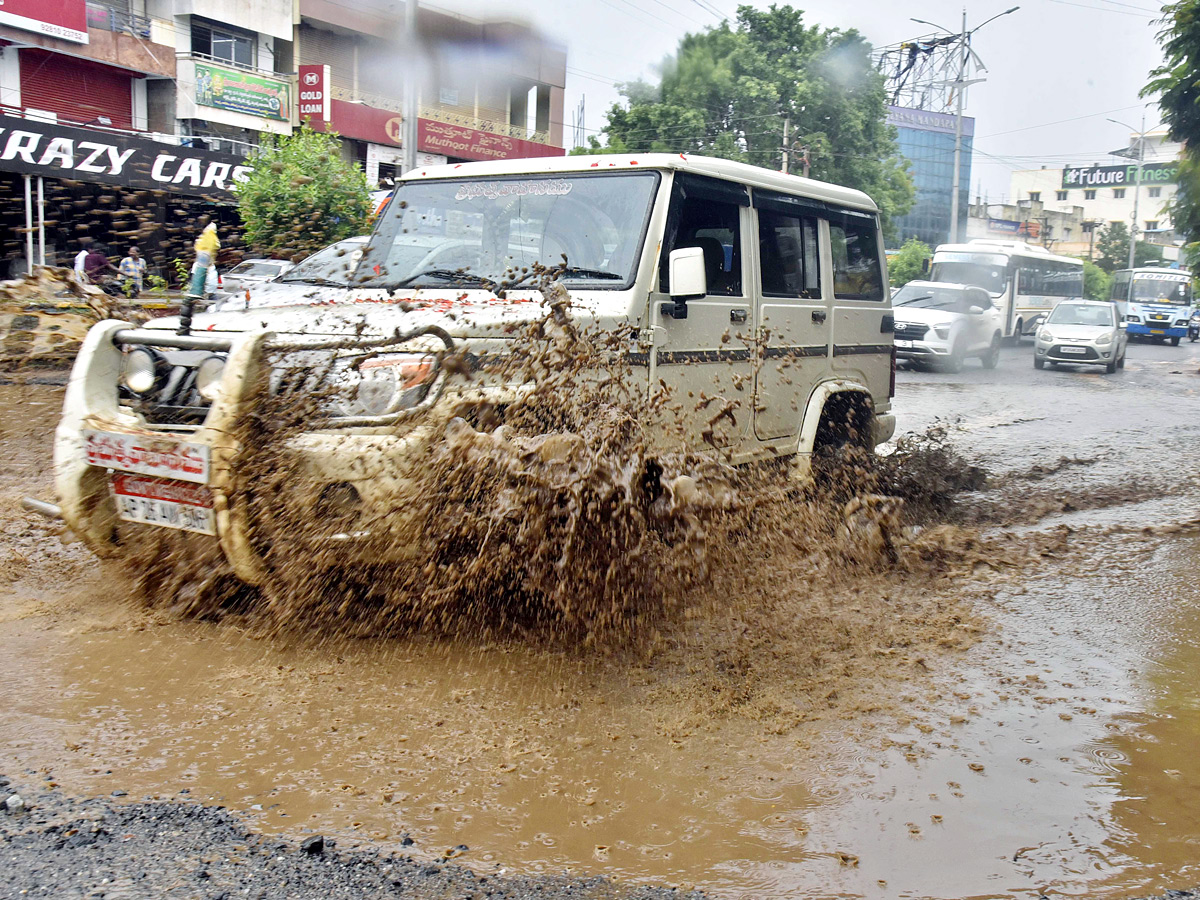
[
  {"left": 418, "top": 118, "right": 564, "bottom": 162},
  {"left": 311, "top": 98, "right": 403, "bottom": 147},
  {"left": 297, "top": 64, "right": 330, "bottom": 123},
  {"left": 0, "top": 0, "right": 88, "bottom": 44}
]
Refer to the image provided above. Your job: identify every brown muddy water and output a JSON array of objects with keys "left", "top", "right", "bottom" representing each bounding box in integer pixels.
[{"left": 4, "top": 369, "right": 1200, "bottom": 899}]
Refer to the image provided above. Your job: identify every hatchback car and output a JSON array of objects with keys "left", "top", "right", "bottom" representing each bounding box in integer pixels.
[
  {"left": 221, "top": 258, "right": 295, "bottom": 294},
  {"left": 1034, "top": 299, "right": 1127, "bottom": 372},
  {"left": 892, "top": 280, "right": 1004, "bottom": 372}
]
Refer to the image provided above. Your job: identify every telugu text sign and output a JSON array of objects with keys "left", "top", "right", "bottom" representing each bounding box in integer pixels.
[
  {"left": 195, "top": 63, "right": 290, "bottom": 123},
  {"left": 417, "top": 119, "right": 564, "bottom": 162}
]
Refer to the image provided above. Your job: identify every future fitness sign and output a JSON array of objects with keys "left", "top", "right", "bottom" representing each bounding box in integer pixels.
[{"left": 1062, "top": 162, "right": 1179, "bottom": 189}]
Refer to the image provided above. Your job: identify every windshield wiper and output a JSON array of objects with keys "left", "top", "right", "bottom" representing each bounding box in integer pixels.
[
  {"left": 895, "top": 295, "right": 933, "bottom": 305},
  {"left": 557, "top": 266, "right": 623, "bottom": 280},
  {"left": 278, "top": 276, "right": 347, "bottom": 287},
  {"left": 383, "top": 269, "right": 495, "bottom": 291}
]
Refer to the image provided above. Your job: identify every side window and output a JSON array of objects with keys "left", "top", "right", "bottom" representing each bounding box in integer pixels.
[
  {"left": 829, "top": 217, "right": 884, "bottom": 301},
  {"left": 758, "top": 210, "right": 820, "bottom": 298},
  {"left": 971, "top": 289, "right": 991, "bottom": 309},
  {"left": 663, "top": 197, "right": 742, "bottom": 296}
]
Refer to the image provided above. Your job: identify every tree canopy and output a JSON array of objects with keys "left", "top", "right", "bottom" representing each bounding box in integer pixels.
[
  {"left": 1094, "top": 221, "right": 1165, "bottom": 272},
  {"left": 1145, "top": 1, "right": 1200, "bottom": 263},
  {"left": 236, "top": 124, "right": 372, "bottom": 259},
  {"left": 888, "top": 237, "right": 931, "bottom": 287},
  {"left": 576, "top": 4, "right": 914, "bottom": 237}
]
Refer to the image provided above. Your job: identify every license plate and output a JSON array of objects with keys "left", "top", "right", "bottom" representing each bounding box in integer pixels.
[
  {"left": 84, "top": 429, "right": 209, "bottom": 483},
  {"left": 1151, "top": 329, "right": 1165, "bottom": 335},
  {"left": 895, "top": 339, "right": 913, "bottom": 348},
  {"left": 112, "top": 473, "right": 215, "bottom": 535},
  {"left": 1061, "top": 346, "right": 1086, "bottom": 354}
]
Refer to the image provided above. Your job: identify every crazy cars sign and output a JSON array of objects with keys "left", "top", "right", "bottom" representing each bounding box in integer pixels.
[{"left": 0, "top": 114, "right": 251, "bottom": 201}]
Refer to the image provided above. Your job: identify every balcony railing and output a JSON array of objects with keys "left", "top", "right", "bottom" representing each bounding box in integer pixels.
[{"left": 85, "top": 1, "right": 152, "bottom": 39}]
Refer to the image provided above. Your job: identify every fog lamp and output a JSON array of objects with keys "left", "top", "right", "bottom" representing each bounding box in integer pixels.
[{"left": 121, "top": 347, "right": 162, "bottom": 395}]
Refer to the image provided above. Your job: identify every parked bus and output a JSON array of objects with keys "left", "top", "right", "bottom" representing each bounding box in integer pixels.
[
  {"left": 1109, "top": 267, "right": 1194, "bottom": 345},
  {"left": 929, "top": 240, "right": 1085, "bottom": 340}
]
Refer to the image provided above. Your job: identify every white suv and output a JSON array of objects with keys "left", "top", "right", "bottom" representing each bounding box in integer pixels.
[
  {"left": 892, "top": 281, "right": 1003, "bottom": 372},
  {"left": 55, "top": 154, "right": 897, "bottom": 583}
]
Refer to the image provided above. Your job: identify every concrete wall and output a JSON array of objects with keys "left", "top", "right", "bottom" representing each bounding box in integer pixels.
[{"left": 172, "top": 0, "right": 292, "bottom": 41}]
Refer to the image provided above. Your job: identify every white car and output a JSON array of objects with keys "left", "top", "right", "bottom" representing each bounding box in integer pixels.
[
  {"left": 221, "top": 258, "right": 295, "bottom": 294},
  {"left": 1034, "top": 299, "right": 1127, "bottom": 373},
  {"left": 892, "top": 280, "right": 1004, "bottom": 372}
]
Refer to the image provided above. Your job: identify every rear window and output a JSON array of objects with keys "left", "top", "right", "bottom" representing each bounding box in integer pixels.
[{"left": 829, "top": 218, "right": 884, "bottom": 301}]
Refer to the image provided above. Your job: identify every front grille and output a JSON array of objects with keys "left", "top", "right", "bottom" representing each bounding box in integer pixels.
[
  {"left": 1149, "top": 314, "right": 1170, "bottom": 322},
  {"left": 893, "top": 322, "right": 929, "bottom": 339},
  {"left": 120, "top": 354, "right": 216, "bottom": 426},
  {"left": 1049, "top": 344, "right": 1099, "bottom": 360}
]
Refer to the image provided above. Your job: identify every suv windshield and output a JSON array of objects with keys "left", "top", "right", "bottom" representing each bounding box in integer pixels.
[
  {"left": 1047, "top": 303, "right": 1114, "bottom": 327},
  {"left": 357, "top": 172, "right": 660, "bottom": 290},
  {"left": 894, "top": 285, "right": 976, "bottom": 311},
  {"left": 929, "top": 261, "right": 1008, "bottom": 295},
  {"left": 228, "top": 261, "right": 284, "bottom": 278},
  {"left": 278, "top": 239, "right": 366, "bottom": 285}
]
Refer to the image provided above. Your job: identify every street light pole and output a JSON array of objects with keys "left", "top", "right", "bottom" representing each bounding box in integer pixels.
[
  {"left": 911, "top": 6, "right": 1019, "bottom": 246},
  {"left": 1108, "top": 113, "right": 1148, "bottom": 277}
]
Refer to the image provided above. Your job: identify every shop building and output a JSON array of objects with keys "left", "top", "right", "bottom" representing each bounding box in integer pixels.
[{"left": 886, "top": 105, "right": 974, "bottom": 249}]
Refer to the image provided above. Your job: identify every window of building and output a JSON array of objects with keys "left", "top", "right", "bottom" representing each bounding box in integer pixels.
[
  {"left": 1056, "top": 190, "right": 1068, "bottom": 201},
  {"left": 1029, "top": 191, "right": 1041, "bottom": 202},
  {"left": 758, "top": 210, "right": 820, "bottom": 298},
  {"left": 829, "top": 216, "right": 884, "bottom": 301},
  {"left": 1146, "top": 220, "right": 1159, "bottom": 232},
  {"left": 1113, "top": 188, "right": 1126, "bottom": 199},
  {"left": 1148, "top": 187, "right": 1162, "bottom": 198},
  {"left": 192, "top": 19, "right": 256, "bottom": 69},
  {"left": 1084, "top": 189, "right": 1096, "bottom": 200}
]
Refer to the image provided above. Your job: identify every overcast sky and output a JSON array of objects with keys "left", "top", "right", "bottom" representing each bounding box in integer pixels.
[{"left": 448, "top": 0, "right": 1168, "bottom": 201}]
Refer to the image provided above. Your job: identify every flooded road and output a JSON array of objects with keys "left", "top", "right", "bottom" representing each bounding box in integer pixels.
[{"left": 3, "top": 337, "right": 1200, "bottom": 898}]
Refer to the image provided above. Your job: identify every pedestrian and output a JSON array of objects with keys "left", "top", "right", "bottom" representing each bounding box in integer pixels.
[
  {"left": 73, "top": 238, "right": 92, "bottom": 283},
  {"left": 118, "top": 246, "right": 147, "bottom": 296},
  {"left": 83, "top": 243, "right": 116, "bottom": 284}
]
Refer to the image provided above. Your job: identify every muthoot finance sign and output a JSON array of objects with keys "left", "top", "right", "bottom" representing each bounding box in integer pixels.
[{"left": 1062, "top": 162, "right": 1179, "bottom": 189}]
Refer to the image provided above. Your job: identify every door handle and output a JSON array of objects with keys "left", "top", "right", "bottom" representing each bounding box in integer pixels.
[
  {"left": 811, "top": 310, "right": 827, "bottom": 324},
  {"left": 730, "top": 308, "right": 748, "bottom": 324}
]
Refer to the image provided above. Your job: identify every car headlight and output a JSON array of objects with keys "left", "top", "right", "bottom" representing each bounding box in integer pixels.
[
  {"left": 1175, "top": 319, "right": 1189, "bottom": 327},
  {"left": 121, "top": 347, "right": 163, "bottom": 395},
  {"left": 1038, "top": 329, "right": 1054, "bottom": 342},
  {"left": 932, "top": 324, "right": 950, "bottom": 340},
  {"left": 195, "top": 355, "right": 226, "bottom": 402},
  {"left": 1096, "top": 332, "right": 1112, "bottom": 345},
  {"left": 350, "top": 354, "right": 436, "bottom": 417}
]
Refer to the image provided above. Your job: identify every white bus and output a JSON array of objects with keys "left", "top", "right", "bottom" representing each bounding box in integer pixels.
[
  {"left": 930, "top": 240, "right": 1085, "bottom": 340},
  {"left": 1108, "top": 267, "right": 1193, "bottom": 345}
]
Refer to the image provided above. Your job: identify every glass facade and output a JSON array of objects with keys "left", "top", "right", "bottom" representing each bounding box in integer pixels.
[{"left": 886, "top": 106, "right": 974, "bottom": 249}]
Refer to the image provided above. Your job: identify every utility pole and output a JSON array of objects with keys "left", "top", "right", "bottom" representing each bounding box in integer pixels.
[
  {"left": 1108, "top": 112, "right": 1148, "bottom": 282},
  {"left": 912, "top": 6, "right": 1019, "bottom": 245},
  {"left": 402, "top": 0, "right": 419, "bottom": 175},
  {"left": 780, "top": 116, "right": 789, "bottom": 174}
]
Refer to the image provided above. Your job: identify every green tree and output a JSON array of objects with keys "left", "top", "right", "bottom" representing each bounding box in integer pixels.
[
  {"left": 236, "top": 124, "right": 371, "bottom": 258},
  {"left": 1079, "top": 258, "right": 1112, "bottom": 301},
  {"left": 1094, "top": 221, "right": 1165, "bottom": 272},
  {"left": 888, "top": 237, "right": 931, "bottom": 287},
  {"left": 1145, "top": 2, "right": 1200, "bottom": 266},
  {"left": 582, "top": 5, "right": 915, "bottom": 238}
]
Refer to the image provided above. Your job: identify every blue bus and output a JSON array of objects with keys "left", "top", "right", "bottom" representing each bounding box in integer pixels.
[{"left": 1109, "top": 268, "right": 1194, "bottom": 345}]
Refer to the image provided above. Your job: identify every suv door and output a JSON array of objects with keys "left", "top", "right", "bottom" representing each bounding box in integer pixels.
[
  {"left": 827, "top": 211, "right": 891, "bottom": 404},
  {"left": 651, "top": 174, "right": 753, "bottom": 451},
  {"left": 751, "top": 192, "right": 830, "bottom": 441}
]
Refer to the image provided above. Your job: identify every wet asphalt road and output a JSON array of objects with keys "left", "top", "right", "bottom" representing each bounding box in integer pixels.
[{"left": 4, "top": 335, "right": 1200, "bottom": 899}]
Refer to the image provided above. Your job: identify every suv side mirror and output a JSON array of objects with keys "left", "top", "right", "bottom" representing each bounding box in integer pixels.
[
  {"left": 663, "top": 247, "right": 707, "bottom": 319},
  {"left": 921, "top": 258, "right": 930, "bottom": 274},
  {"left": 968, "top": 305, "right": 984, "bottom": 316}
]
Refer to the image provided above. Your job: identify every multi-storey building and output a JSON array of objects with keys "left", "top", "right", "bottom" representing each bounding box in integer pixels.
[
  {"left": 886, "top": 105, "right": 975, "bottom": 249},
  {"left": 0, "top": 0, "right": 566, "bottom": 278},
  {"left": 1008, "top": 131, "right": 1183, "bottom": 262}
]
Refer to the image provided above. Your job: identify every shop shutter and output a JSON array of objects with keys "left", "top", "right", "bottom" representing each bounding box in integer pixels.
[{"left": 19, "top": 49, "right": 134, "bottom": 130}]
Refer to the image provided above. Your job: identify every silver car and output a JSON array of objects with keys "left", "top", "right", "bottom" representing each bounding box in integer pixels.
[{"left": 1034, "top": 299, "right": 1127, "bottom": 373}]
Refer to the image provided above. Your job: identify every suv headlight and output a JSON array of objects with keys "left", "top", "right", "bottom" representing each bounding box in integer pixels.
[
  {"left": 345, "top": 354, "right": 436, "bottom": 418},
  {"left": 121, "top": 347, "right": 164, "bottom": 395}
]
